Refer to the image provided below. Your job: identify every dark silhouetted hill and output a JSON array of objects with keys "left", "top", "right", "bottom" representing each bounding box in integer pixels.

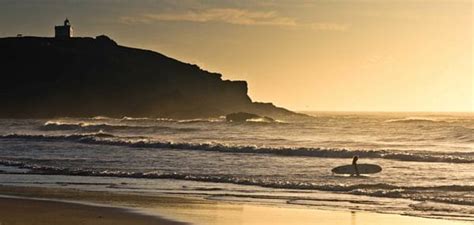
[{"left": 0, "top": 35, "right": 306, "bottom": 119}]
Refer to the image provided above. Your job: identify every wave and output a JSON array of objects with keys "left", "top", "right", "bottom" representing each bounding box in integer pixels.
[
  {"left": 1, "top": 160, "right": 472, "bottom": 206},
  {"left": 102, "top": 116, "right": 222, "bottom": 123},
  {"left": 40, "top": 121, "right": 198, "bottom": 132},
  {"left": 77, "top": 116, "right": 285, "bottom": 124},
  {"left": 120, "top": 116, "right": 154, "bottom": 121},
  {"left": 120, "top": 116, "right": 177, "bottom": 122},
  {"left": 350, "top": 189, "right": 474, "bottom": 206},
  {"left": 409, "top": 201, "right": 474, "bottom": 215},
  {"left": 45, "top": 117, "right": 288, "bottom": 129},
  {"left": 384, "top": 117, "right": 454, "bottom": 124},
  {"left": 1, "top": 133, "right": 472, "bottom": 163},
  {"left": 3, "top": 132, "right": 119, "bottom": 141},
  {"left": 177, "top": 118, "right": 224, "bottom": 124},
  {"left": 244, "top": 118, "right": 288, "bottom": 124},
  {"left": 118, "top": 116, "right": 224, "bottom": 123}
]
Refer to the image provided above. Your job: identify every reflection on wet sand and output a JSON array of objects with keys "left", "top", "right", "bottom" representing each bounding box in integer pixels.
[{"left": 0, "top": 185, "right": 470, "bottom": 225}]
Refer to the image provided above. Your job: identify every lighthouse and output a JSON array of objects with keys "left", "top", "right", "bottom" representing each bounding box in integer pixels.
[{"left": 54, "top": 18, "right": 73, "bottom": 39}]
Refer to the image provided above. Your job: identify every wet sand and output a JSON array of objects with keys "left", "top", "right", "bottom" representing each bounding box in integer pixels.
[
  {"left": 0, "top": 196, "right": 185, "bottom": 225},
  {"left": 0, "top": 185, "right": 470, "bottom": 225}
]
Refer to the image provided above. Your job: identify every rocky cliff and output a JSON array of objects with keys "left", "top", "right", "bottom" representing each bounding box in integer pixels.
[{"left": 0, "top": 35, "right": 305, "bottom": 119}]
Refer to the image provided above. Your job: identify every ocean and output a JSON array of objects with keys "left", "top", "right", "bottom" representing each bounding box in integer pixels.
[{"left": 0, "top": 112, "right": 472, "bottom": 221}]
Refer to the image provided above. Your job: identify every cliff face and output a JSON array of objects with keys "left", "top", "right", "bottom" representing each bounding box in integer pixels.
[{"left": 0, "top": 36, "right": 303, "bottom": 119}]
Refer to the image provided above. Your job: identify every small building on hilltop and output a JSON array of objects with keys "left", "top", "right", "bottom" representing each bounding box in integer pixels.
[{"left": 55, "top": 18, "right": 73, "bottom": 39}]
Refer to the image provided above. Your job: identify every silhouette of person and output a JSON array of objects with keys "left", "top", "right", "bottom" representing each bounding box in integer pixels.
[{"left": 352, "top": 155, "right": 360, "bottom": 176}]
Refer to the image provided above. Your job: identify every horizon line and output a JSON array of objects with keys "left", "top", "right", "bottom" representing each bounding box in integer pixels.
[{"left": 294, "top": 110, "right": 474, "bottom": 113}]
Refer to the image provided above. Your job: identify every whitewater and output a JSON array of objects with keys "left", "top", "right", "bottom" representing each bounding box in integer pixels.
[{"left": 0, "top": 112, "right": 472, "bottom": 221}]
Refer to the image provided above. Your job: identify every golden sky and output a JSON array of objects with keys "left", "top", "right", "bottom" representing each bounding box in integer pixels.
[{"left": 1, "top": 0, "right": 472, "bottom": 112}]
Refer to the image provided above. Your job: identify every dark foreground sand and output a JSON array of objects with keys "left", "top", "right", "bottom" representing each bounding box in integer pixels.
[
  {"left": 0, "top": 185, "right": 470, "bottom": 225},
  {"left": 0, "top": 196, "right": 185, "bottom": 225}
]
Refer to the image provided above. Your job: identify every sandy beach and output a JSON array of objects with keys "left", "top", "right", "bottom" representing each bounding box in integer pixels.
[
  {"left": 0, "top": 185, "right": 470, "bottom": 225},
  {"left": 0, "top": 196, "right": 185, "bottom": 225}
]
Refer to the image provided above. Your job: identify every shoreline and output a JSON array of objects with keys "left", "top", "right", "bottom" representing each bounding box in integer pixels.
[{"left": 0, "top": 185, "right": 470, "bottom": 225}]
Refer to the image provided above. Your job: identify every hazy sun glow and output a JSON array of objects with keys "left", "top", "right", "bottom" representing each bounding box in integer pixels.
[{"left": 0, "top": 0, "right": 472, "bottom": 111}]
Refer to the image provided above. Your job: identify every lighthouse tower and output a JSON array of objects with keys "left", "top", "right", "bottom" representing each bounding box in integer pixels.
[{"left": 54, "top": 18, "right": 73, "bottom": 39}]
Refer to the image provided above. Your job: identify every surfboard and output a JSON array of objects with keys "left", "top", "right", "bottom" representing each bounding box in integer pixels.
[{"left": 331, "top": 164, "right": 382, "bottom": 174}]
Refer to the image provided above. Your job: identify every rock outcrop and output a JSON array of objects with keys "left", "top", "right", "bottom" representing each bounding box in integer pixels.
[{"left": 0, "top": 35, "right": 307, "bottom": 119}]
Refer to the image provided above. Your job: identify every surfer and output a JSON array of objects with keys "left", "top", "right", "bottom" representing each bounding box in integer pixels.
[
  {"left": 352, "top": 156, "right": 360, "bottom": 176},
  {"left": 332, "top": 157, "right": 381, "bottom": 175}
]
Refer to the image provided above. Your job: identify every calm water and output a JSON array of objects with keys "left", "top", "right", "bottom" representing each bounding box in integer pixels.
[{"left": 0, "top": 112, "right": 472, "bottom": 221}]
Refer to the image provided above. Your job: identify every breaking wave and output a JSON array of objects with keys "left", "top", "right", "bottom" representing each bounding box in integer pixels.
[
  {"left": 0, "top": 159, "right": 472, "bottom": 206},
  {"left": 384, "top": 117, "right": 457, "bottom": 124},
  {"left": 119, "top": 117, "right": 221, "bottom": 123},
  {"left": 120, "top": 116, "right": 176, "bottom": 122},
  {"left": 67, "top": 116, "right": 282, "bottom": 124},
  {"left": 1, "top": 133, "right": 472, "bottom": 163},
  {"left": 177, "top": 118, "right": 224, "bottom": 124},
  {"left": 40, "top": 121, "right": 198, "bottom": 132}
]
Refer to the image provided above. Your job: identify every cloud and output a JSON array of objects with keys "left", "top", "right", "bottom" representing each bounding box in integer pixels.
[
  {"left": 310, "top": 22, "right": 348, "bottom": 31},
  {"left": 121, "top": 8, "right": 296, "bottom": 27},
  {"left": 120, "top": 8, "right": 348, "bottom": 31}
]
